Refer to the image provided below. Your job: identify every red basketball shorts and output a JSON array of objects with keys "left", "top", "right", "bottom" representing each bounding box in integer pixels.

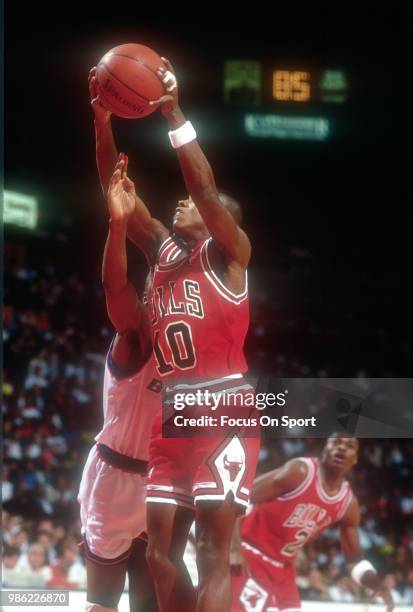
[
  {"left": 231, "top": 544, "right": 301, "bottom": 611},
  {"left": 146, "top": 413, "right": 260, "bottom": 511}
]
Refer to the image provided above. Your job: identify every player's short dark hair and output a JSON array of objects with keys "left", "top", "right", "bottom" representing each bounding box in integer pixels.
[
  {"left": 328, "top": 432, "right": 358, "bottom": 440},
  {"left": 326, "top": 432, "right": 359, "bottom": 449},
  {"left": 218, "top": 191, "right": 243, "bottom": 226}
]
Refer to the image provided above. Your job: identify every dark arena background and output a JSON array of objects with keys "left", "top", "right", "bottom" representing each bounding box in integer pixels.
[{"left": 3, "top": 6, "right": 412, "bottom": 611}]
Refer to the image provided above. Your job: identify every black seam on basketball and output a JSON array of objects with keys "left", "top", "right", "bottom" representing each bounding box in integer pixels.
[
  {"left": 106, "top": 53, "right": 162, "bottom": 80},
  {"left": 98, "top": 62, "right": 153, "bottom": 103}
]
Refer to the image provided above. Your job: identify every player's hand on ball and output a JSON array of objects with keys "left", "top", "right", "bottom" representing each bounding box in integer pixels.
[
  {"left": 88, "top": 67, "right": 111, "bottom": 124},
  {"left": 107, "top": 153, "right": 136, "bottom": 222},
  {"left": 150, "top": 57, "right": 179, "bottom": 117}
]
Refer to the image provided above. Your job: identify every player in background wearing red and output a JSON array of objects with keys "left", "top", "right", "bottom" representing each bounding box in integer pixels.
[
  {"left": 230, "top": 434, "right": 394, "bottom": 612},
  {"left": 78, "top": 158, "right": 159, "bottom": 611}
]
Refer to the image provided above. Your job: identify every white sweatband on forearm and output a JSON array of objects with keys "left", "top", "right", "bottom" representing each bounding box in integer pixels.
[
  {"left": 351, "top": 559, "right": 376, "bottom": 585},
  {"left": 168, "top": 121, "right": 197, "bottom": 149}
]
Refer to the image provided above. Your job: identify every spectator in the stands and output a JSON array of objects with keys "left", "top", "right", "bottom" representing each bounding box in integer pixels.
[
  {"left": 46, "top": 538, "right": 86, "bottom": 589},
  {"left": 12, "top": 543, "right": 52, "bottom": 588}
]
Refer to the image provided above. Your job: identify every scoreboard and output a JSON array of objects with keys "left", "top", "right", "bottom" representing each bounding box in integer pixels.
[
  {"left": 272, "top": 69, "right": 347, "bottom": 104},
  {"left": 223, "top": 61, "right": 349, "bottom": 140},
  {"left": 273, "top": 70, "right": 311, "bottom": 102},
  {"left": 224, "top": 61, "right": 348, "bottom": 106}
]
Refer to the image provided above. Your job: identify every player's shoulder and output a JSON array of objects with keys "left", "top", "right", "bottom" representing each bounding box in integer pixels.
[
  {"left": 286, "top": 456, "right": 315, "bottom": 477},
  {"left": 279, "top": 457, "right": 314, "bottom": 491},
  {"left": 207, "top": 230, "right": 251, "bottom": 269}
]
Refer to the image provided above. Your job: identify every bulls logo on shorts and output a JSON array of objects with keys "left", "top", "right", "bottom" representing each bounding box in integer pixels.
[
  {"left": 240, "top": 577, "right": 268, "bottom": 612},
  {"left": 212, "top": 435, "right": 246, "bottom": 492},
  {"left": 223, "top": 452, "right": 244, "bottom": 482},
  {"left": 192, "top": 434, "right": 251, "bottom": 506}
]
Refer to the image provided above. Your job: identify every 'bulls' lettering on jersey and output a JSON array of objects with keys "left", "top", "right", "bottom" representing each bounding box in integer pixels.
[
  {"left": 284, "top": 503, "right": 328, "bottom": 530},
  {"left": 184, "top": 280, "right": 204, "bottom": 318},
  {"left": 281, "top": 504, "right": 331, "bottom": 556},
  {"left": 169, "top": 281, "right": 185, "bottom": 314},
  {"left": 151, "top": 295, "right": 158, "bottom": 326},
  {"left": 241, "top": 457, "right": 353, "bottom": 563},
  {"left": 156, "top": 287, "right": 168, "bottom": 318},
  {"left": 151, "top": 278, "right": 205, "bottom": 322},
  {"left": 150, "top": 237, "right": 249, "bottom": 378}
]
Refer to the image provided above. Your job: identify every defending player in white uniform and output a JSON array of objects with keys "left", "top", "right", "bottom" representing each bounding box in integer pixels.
[
  {"left": 78, "top": 352, "right": 161, "bottom": 563},
  {"left": 78, "top": 157, "right": 160, "bottom": 612}
]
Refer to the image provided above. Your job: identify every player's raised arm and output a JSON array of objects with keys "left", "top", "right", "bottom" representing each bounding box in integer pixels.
[
  {"left": 339, "top": 497, "right": 394, "bottom": 611},
  {"left": 152, "top": 59, "right": 251, "bottom": 267},
  {"left": 102, "top": 155, "right": 151, "bottom": 368},
  {"left": 250, "top": 459, "right": 309, "bottom": 504},
  {"left": 89, "top": 67, "right": 118, "bottom": 196},
  {"left": 89, "top": 68, "right": 169, "bottom": 263}
]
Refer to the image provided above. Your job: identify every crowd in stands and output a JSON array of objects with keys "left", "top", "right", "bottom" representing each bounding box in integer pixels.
[{"left": 3, "top": 235, "right": 413, "bottom": 603}]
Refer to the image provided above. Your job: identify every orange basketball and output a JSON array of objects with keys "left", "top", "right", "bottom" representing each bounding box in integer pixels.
[{"left": 96, "top": 43, "right": 165, "bottom": 119}]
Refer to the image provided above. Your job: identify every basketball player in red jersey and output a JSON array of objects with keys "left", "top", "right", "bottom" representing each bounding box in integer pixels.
[
  {"left": 144, "top": 59, "right": 261, "bottom": 612},
  {"left": 78, "top": 157, "right": 159, "bottom": 612},
  {"left": 230, "top": 435, "right": 394, "bottom": 611},
  {"left": 88, "top": 59, "right": 260, "bottom": 611}
]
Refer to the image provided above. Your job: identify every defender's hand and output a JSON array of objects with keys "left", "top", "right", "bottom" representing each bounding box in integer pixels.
[
  {"left": 88, "top": 67, "right": 111, "bottom": 124},
  {"left": 149, "top": 57, "right": 179, "bottom": 118},
  {"left": 107, "top": 153, "right": 136, "bottom": 222}
]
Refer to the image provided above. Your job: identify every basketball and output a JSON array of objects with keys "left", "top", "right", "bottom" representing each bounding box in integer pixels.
[{"left": 96, "top": 44, "right": 165, "bottom": 119}]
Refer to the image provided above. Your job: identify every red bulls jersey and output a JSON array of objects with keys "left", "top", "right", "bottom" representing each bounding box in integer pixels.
[
  {"left": 241, "top": 457, "right": 353, "bottom": 566},
  {"left": 149, "top": 236, "right": 249, "bottom": 378}
]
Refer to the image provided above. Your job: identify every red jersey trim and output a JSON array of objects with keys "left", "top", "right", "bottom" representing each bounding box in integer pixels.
[
  {"left": 156, "top": 258, "right": 188, "bottom": 272},
  {"left": 200, "top": 239, "right": 248, "bottom": 304},
  {"left": 336, "top": 489, "right": 353, "bottom": 522},
  {"left": 166, "top": 245, "right": 182, "bottom": 262},
  {"left": 156, "top": 236, "right": 188, "bottom": 271},
  {"left": 315, "top": 459, "right": 349, "bottom": 504},
  {"left": 158, "top": 236, "right": 173, "bottom": 257}
]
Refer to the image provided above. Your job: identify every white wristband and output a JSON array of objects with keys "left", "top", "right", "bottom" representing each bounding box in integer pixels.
[
  {"left": 351, "top": 559, "right": 376, "bottom": 585},
  {"left": 168, "top": 121, "right": 197, "bottom": 149}
]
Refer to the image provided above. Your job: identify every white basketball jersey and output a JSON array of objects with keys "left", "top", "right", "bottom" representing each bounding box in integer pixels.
[{"left": 95, "top": 353, "right": 162, "bottom": 460}]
